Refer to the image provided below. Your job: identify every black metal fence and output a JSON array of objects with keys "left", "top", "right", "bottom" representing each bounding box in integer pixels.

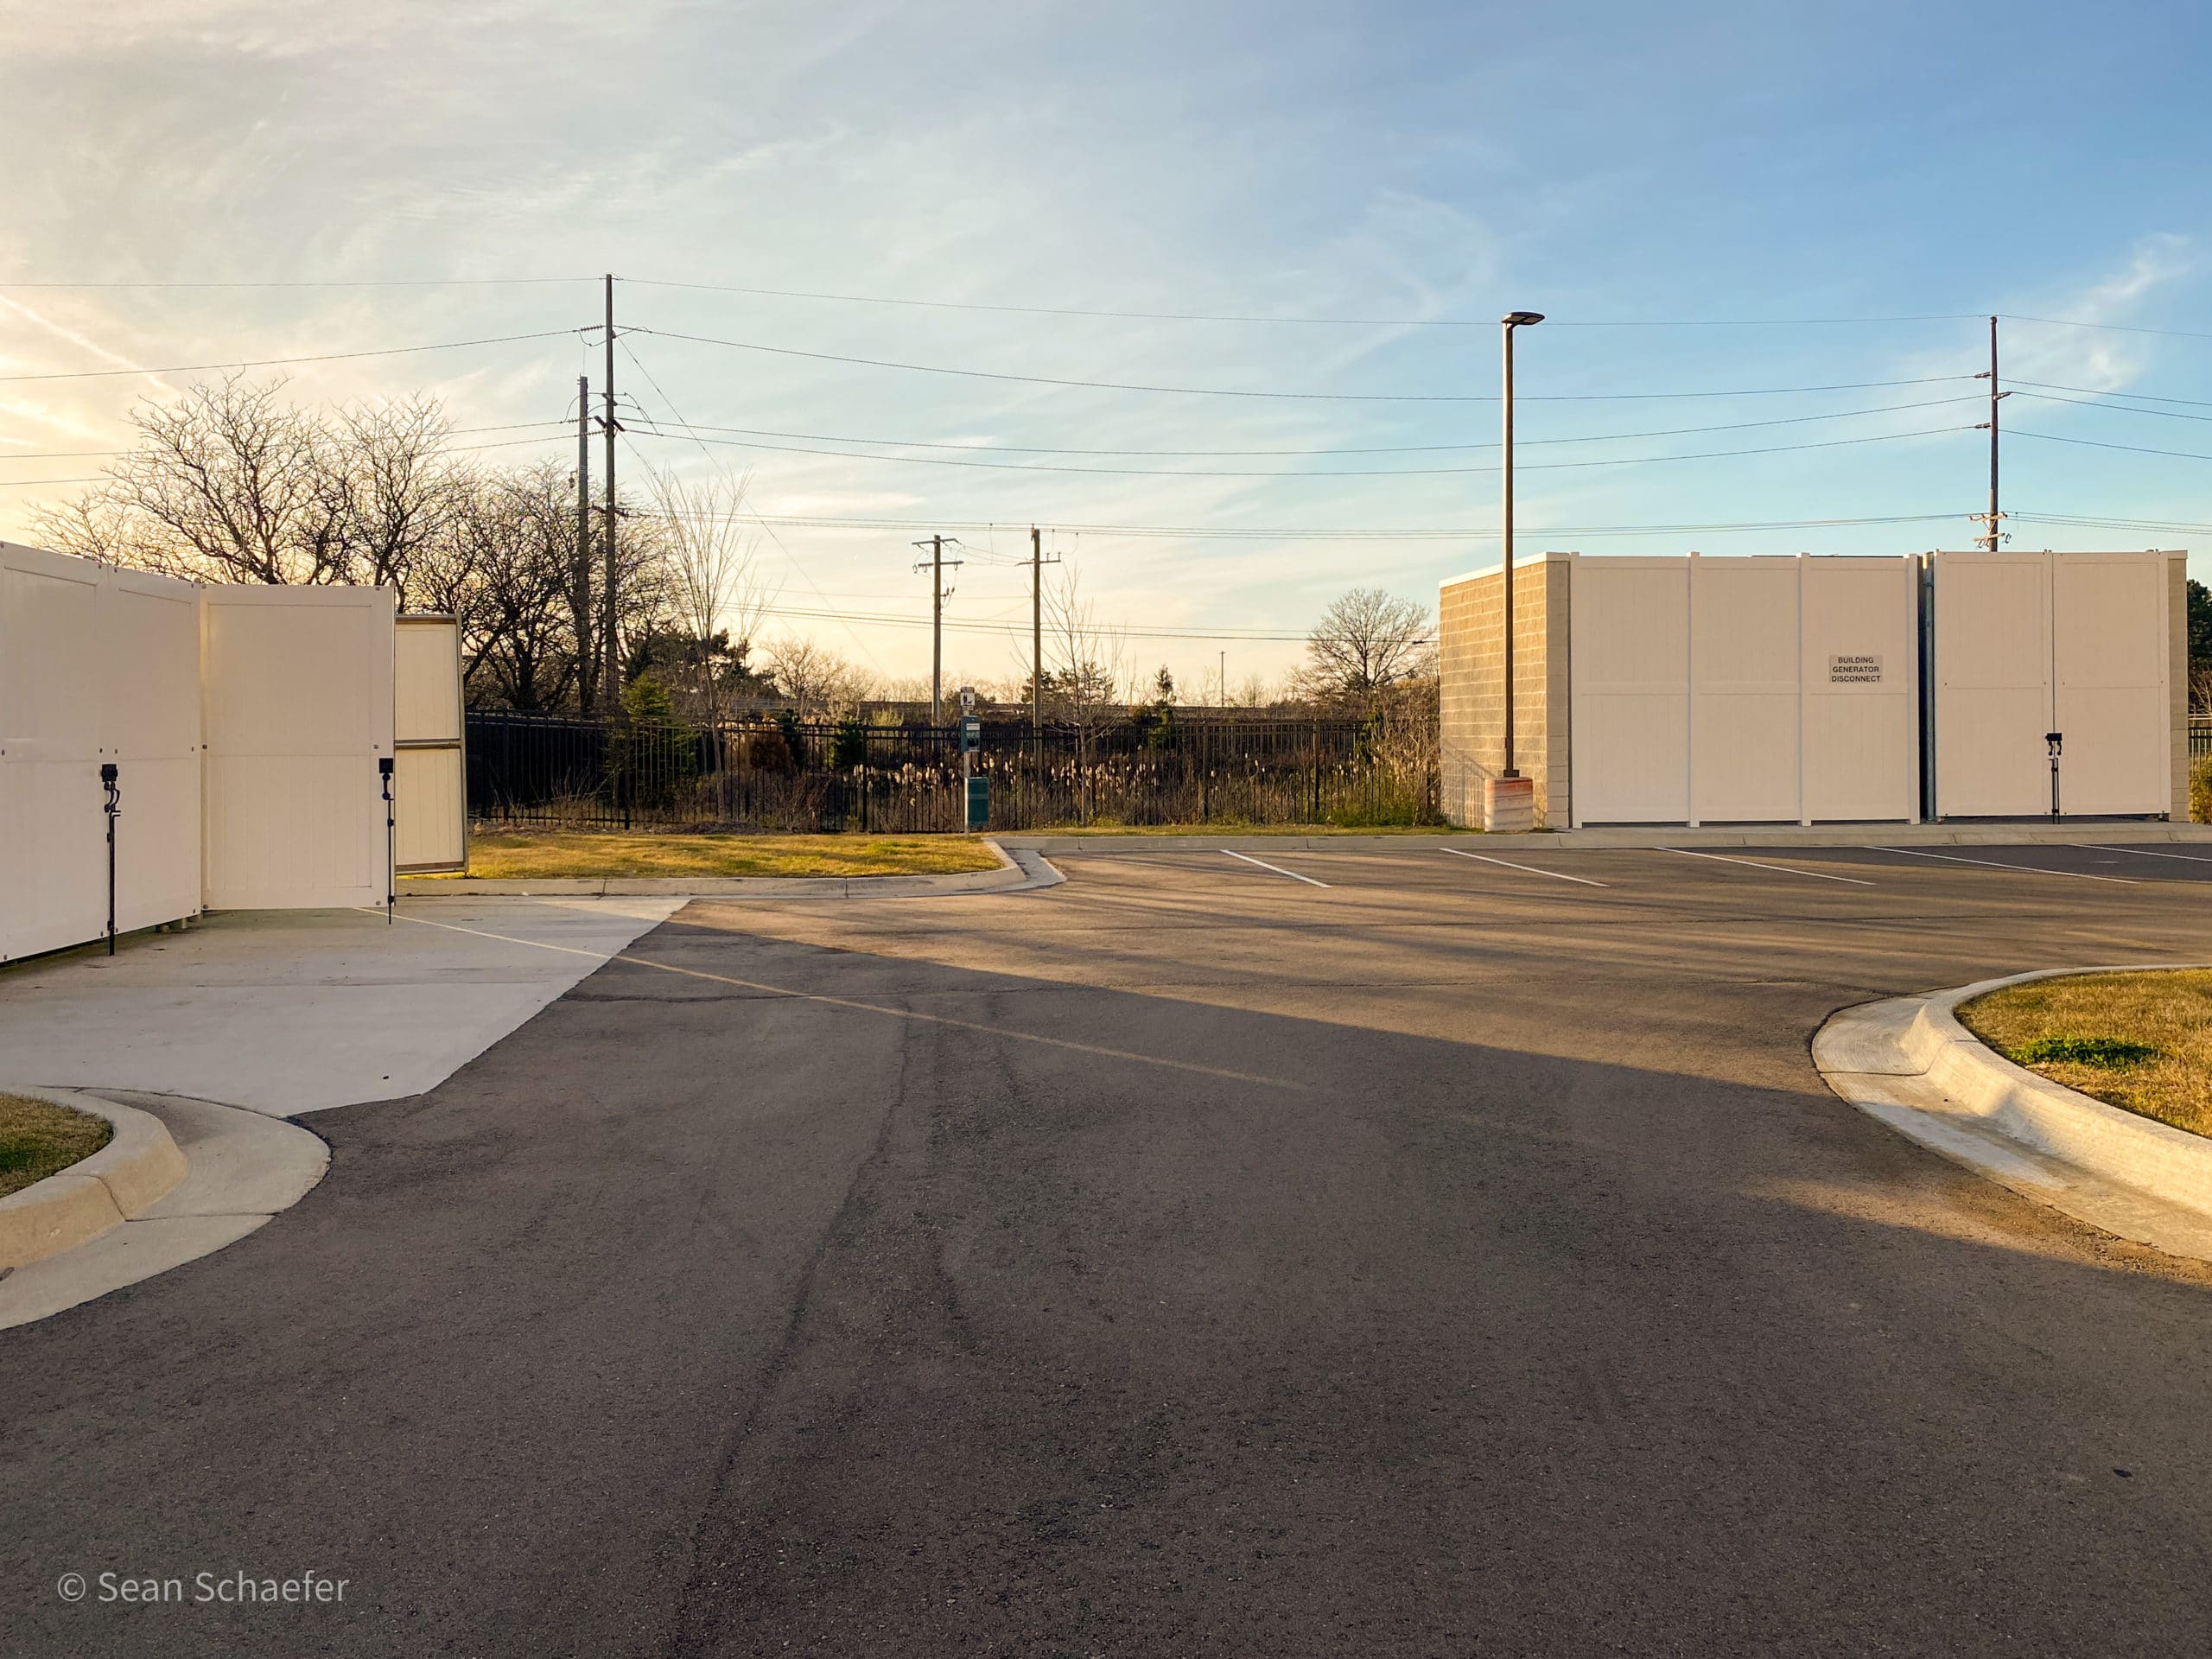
[{"left": 467, "top": 708, "right": 1440, "bottom": 833}]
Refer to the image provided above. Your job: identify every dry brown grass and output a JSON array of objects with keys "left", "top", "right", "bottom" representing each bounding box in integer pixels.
[
  {"left": 442, "top": 831, "right": 1004, "bottom": 880},
  {"left": 0, "top": 1093, "right": 112, "bottom": 1198},
  {"left": 1958, "top": 969, "right": 2212, "bottom": 1138}
]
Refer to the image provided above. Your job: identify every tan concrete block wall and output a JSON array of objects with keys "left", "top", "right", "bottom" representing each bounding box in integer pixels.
[
  {"left": 1440, "top": 555, "right": 1570, "bottom": 828},
  {"left": 2173, "top": 550, "right": 2190, "bottom": 819}
]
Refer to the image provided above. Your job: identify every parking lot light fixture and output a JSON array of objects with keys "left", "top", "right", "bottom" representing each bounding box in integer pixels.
[{"left": 1501, "top": 311, "right": 1543, "bottom": 779}]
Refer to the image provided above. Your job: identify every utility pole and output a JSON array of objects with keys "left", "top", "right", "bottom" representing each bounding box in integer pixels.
[
  {"left": 1028, "top": 526, "right": 1058, "bottom": 770},
  {"left": 601, "top": 273, "right": 621, "bottom": 711},
  {"left": 1218, "top": 650, "right": 1225, "bottom": 707},
  {"left": 1975, "top": 315, "right": 2008, "bottom": 551},
  {"left": 1032, "top": 526, "right": 1043, "bottom": 757},
  {"left": 575, "top": 374, "right": 594, "bottom": 715},
  {"left": 912, "top": 536, "right": 963, "bottom": 723}
]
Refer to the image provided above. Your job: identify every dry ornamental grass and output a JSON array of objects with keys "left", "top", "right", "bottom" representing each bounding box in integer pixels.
[
  {"left": 1957, "top": 969, "right": 2212, "bottom": 1139},
  {"left": 0, "top": 1093, "right": 113, "bottom": 1198}
]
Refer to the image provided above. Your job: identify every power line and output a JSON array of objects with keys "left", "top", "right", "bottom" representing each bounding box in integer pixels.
[
  {"left": 2011, "top": 379, "right": 2212, "bottom": 410},
  {"left": 624, "top": 418, "right": 1980, "bottom": 480},
  {"left": 1998, "top": 314, "right": 2212, "bottom": 342},
  {"left": 626, "top": 326, "right": 1978, "bottom": 404},
  {"left": 613, "top": 335, "right": 886, "bottom": 676},
  {"left": 2009, "top": 429, "right": 2212, "bottom": 464},
  {"left": 595, "top": 394, "right": 1984, "bottom": 459},
  {"left": 617, "top": 276, "right": 1984, "bottom": 330},
  {"left": 652, "top": 509, "right": 1968, "bottom": 542},
  {"left": 0, "top": 277, "right": 594, "bottom": 290},
  {"left": 0, "top": 417, "right": 577, "bottom": 462},
  {"left": 2010, "top": 390, "right": 2212, "bottom": 423},
  {"left": 0, "top": 328, "right": 594, "bottom": 385}
]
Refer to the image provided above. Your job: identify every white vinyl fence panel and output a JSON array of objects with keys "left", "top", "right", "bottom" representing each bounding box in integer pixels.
[
  {"left": 1932, "top": 550, "right": 2173, "bottom": 818},
  {"left": 1, "top": 544, "right": 202, "bottom": 962},
  {"left": 1570, "top": 553, "right": 1919, "bottom": 826},
  {"left": 393, "top": 613, "right": 467, "bottom": 873},
  {"left": 201, "top": 585, "right": 396, "bottom": 910}
]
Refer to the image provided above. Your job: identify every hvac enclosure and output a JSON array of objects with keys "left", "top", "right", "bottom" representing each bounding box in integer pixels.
[
  {"left": 1, "top": 543, "right": 461, "bottom": 963},
  {"left": 1440, "top": 549, "right": 2188, "bottom": 830}
]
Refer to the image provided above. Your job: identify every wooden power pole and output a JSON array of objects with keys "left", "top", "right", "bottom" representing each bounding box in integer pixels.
[
  {"left": 601, "top": 273, "right": 620, "bottom": 710},
  {"left": 575, "top": 374, "right": 594, "bottom": 714},
  {"left": 1977, "top": 315, "right": 2006, "bottom": 551}
]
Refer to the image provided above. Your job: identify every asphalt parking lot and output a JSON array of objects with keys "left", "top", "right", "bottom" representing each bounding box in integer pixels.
[{"left": 6, "top": 843, "right": 2212, "bottom": 1656}]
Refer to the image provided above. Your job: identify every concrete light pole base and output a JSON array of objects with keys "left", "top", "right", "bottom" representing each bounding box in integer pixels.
[{"left": 1484, "top": 775, "right": 1535, "bottom": 833}]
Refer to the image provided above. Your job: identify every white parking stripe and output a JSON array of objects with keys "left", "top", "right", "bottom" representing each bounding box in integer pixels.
[
  {"left": 1657, "top": 848, "right": 1875, "bottom": 886},
  {"left": 1440, "top": 846, "right": 1608, "bottom": 887},
  {"left": 1222, "top": 849, "right": 1330, "bottom": 888},
  {"left": 1872, "top": 846, "right": 2134, "bottom": 884},
  {"left": 2088, "top": 844, "right": 2212, "bottom": 866}
]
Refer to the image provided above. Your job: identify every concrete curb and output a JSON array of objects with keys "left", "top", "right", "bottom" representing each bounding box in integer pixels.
[
  {"left": 399, "top": 839, "right": 1060, "bottom": 899},
  {"left": 0, "top": 1090, "right": 328, "bottom": 1331},
  {"left": 0, "top": 1089, "right": 188, "bottom": 1270},
  {"left": 1813, "top": 965, "right": 2212, "bottom": 1261},
  {"left": 1001, "top": 823, "right": 2212, "bottom": 855}
]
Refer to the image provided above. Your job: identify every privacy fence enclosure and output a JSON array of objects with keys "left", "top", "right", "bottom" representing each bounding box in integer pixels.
[{"left": 465, "top": 708, "right": 1441, "bottom": 833}]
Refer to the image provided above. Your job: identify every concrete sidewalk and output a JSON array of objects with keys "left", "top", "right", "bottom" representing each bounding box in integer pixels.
[{"left": 0, "top": 897, "right": 681, "bottom": 1116}]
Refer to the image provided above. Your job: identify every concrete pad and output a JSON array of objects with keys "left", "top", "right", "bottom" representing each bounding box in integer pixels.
[{"left": 0, "top": 897, "right": 681, "bottom": 1116}]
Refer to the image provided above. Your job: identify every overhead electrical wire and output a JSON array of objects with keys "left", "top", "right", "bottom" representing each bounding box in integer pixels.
[
  {"left": 613, "top": 334, "right": 887, "bottom": 675},
  {"left": 0, "top": 417, "right": 576, "bottom": 463},
  {"left": 2010, "top": 390, "right": 2212, "bottom": 423},
  {"left": 617, "top": 277, "right": 1986, "bottom": 330},
  {"left": 2008, "top": 429, "right": 2212, "bottom": 464},
  {"left": 1997, "top": 314, "right": 2212, "bottom": 342},
  {"left": 624, "top": 419, "right": 1980, "bottom": 480},
  {"left": 0, "top": 327, "right": 594, "bottom": 385},
  {"left": 2010, "top": 379, "right": 2212, "bottom": 410},
  {"left": 624, "top": 326, "right": 1979, "bottom": 404},
  {"left": 650, "top": 509, "right": 1967, "bottom": 542},
  {"left": 593, "top": 394, "right": 1986, "bottom": 459}
]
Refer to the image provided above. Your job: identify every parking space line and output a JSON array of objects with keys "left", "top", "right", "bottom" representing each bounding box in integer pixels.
[
  {"left": 2088, "top": 844, "right": 2212, "bottom": 866},
  {"left": 1221, "top": 849, "right": 1330, "bottom": 887},
  {"left": 1872, "top": 847, "right": 2135, "bottom": 884},
  {"left": 1657, "top": 848, "right": 1874, "bottom": 886},
  {"left": 1440, "top": 846, "right": 1607, "bottom": 887}
]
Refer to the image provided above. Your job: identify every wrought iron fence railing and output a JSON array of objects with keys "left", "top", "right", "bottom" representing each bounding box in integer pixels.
[{"left": 466, "top": 709, "right": 1440, "bottom": 833}]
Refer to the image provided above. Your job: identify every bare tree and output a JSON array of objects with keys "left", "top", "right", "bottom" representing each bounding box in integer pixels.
[
  {"left": 412, "top": 462, "right": 580, "bottom": 711},
  {"left": 766, "top": 637, "right": 874, "bottom": 717},
  {"left": 647, "top": 465, "right": 774, "bottom": 723},
  {"left": 33, "top": 375, "right": 346, "bottom": 585},
  {"left": 1042, "top": 562, "right": 1128, "bottom": 823},
  {"left": 1295, "top": 587, "right": 1433, "bottom": 706},
  {"left": 31, "top": 375, "right": 457, "bottom": 599},
  {"left": 321, "top": 393, "right": 460, "bottom": 600}
]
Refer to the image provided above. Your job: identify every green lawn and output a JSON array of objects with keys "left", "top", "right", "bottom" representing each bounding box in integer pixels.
[
  {"left": 1957, "top": 969, "right": 2212, "bottom": 1138},
  {"left": 440, "top": 831, "right": 1005, "bottom": 880},
  {"left": 0, "top": 1094, "right": 113, "bottom": 1199}
]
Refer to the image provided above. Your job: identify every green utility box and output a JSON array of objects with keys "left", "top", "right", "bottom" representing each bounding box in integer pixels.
[{"left": 964, "top": 774, "right": 989, "bottom": 830}]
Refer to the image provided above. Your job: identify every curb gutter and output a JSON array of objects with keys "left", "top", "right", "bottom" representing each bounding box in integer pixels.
[
  {"left": 1813, "top": 965, "right": 2212, "bottom": 1262},
  {"left": 0, "top": 1089, "right": 188, "bottom": 1270}
]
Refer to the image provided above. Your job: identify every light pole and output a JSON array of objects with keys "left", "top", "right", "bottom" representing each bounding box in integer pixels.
[{"left": 1500, "top": 311, "right": 1542, "bottom": 780}]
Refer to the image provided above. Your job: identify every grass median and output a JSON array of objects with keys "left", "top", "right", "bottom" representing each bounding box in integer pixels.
[
  {"left": 0, "top": 1094, "right": 113, "bottom": 1199},
  {"left": 1957, "top": 969, "right": 2212, "bottom": 1138},
  {"left": 439, "top": 830, "right": 1005, "bottom": 880}
]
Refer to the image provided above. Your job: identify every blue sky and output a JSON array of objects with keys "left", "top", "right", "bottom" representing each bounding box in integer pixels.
[{"left": 2, "top": 0, "right": 2206, "bottom": 692}]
